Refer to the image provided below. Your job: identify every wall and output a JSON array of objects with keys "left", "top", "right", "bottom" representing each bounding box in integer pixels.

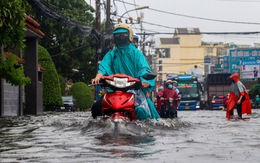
[
  {"left": 3, "top": 80, "right": 19, "bottom": 116},
  {"left": 178, "top": 35, "right": 202, "bottom": 46}
]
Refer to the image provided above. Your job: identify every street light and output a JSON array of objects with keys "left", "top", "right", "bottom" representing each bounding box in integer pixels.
[{"left": 120, "top": 6, "right": 149, "bottom": 18}]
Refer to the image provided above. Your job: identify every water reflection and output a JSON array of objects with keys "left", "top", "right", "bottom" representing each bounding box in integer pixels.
[
  {"left": 94, "top": 133, "right": 156, "bottom": 158},
  {"left": 96, "top": 133, "right": 155, "bottom": 146}
]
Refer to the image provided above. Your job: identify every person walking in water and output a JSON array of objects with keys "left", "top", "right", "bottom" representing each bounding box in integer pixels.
[{"left": 226, "top": 73, "right": 252, "bottom": 119}]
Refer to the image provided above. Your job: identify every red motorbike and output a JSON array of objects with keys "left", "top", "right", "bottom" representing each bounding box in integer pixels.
[{"left": 98, "top": 73, "right": 156, "bottom": 122}]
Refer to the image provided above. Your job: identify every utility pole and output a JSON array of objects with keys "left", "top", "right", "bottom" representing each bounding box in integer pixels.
[
  {"left": 95, "top": 0, "right": 102, "bottom": 101},
  {"left": 95, "top": 0, "right": 101, "bottom": 32},
  {"left": 142, "top": 31, "right": 146, "bottom": 55},
  {"left": 140, "top": 11, "right": 145, "bottom": 55},
  {"left": 95, "top": 0, "right": 101, "bottom": 71},
  {"left": 0, "top": 45, "right": 3, "bottom": 116},
  {"left": 105, "top": 0, "right": 111, "bottom": 34}
]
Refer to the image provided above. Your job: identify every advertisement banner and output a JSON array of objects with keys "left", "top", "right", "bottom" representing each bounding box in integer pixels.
[
  {"left": 229, "top": 49, "right": 260, "bottom": 79},
  {"left": 241, "top": 60, "right": 260, "bottom": 79}
]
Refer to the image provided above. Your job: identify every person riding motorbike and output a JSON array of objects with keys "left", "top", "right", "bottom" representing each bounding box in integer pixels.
[
  {"left": 156, "top": 80, "right": 180, "bottom": 117},
  {"left": 253, "top": 95, "right": 260, "bottom": 108},
  {"left": 91, "top": 23, "right": 159, "bottom": 121},
  {"left": 172, "top": 80, "right": 179, "bottom": 94},
  {"left": 133, "top": 35, "right": 139, "bottom": 48}
]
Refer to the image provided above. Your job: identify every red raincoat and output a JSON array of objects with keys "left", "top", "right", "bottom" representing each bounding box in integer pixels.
[
  {"left": 156, "top": 88, "right": 179, "bottom": 108},
  {"left": 226, "top": 73, "right": 252, "bottom": 119}
]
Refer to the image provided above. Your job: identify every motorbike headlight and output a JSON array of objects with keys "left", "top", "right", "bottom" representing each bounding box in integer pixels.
[{"left": 106, "top": 77, "right": 136, "bottom": 88}]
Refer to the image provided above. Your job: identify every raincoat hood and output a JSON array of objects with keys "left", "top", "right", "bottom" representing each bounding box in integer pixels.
[{"left": 229, "top": 73, "right": 240, "bottom": 83}]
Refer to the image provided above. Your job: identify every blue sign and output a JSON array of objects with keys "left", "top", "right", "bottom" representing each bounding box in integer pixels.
[
  {"left": 228, "top": 49, "right": 260, "bottom": 79},
  {"left": 204, "top": 57, "right": 211, "bottom": 63}
]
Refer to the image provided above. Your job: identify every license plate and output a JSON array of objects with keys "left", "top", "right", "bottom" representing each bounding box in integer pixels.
[
  {"left": 185, "top": 106, "right": 189, "bottom": 110},
  {"left": 61, "top": 107, "right": 65, "bottom": 110}
]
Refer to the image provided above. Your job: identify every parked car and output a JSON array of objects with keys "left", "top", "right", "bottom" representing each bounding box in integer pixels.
[
  {"left": 210, "top": 95, "right": 225, "bottom": 110},
  {"left": 58, "top": 96, "right": 76, "bottom": 112}
]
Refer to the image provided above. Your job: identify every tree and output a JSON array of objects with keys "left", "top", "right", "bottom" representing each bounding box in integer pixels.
[
  {"left": 249, "top": 84, "right": 260, "bottom": 98},
  {"left": 38, "top": 45, "right": 62, "bottom": 110},
  {"left": 0, "top": 0, "right": 27, "bottom": 49},
  {"left": 69, "top": 82, "right": 94, "bottom": 110},
  {"left": 0, "top": 53, "right": 31, "bottom": 86},
  {"left": 27, "top": 0, "right": 97, "bottom": 83},
  {"left": 0, "top": 0, "right": 31, "bottom": 86}
]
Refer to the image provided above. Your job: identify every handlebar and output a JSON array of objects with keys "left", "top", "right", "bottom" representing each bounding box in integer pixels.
[
  {"left": 89, "top": 73, "right": 156, "bottom": 89},
  {"left": 160, "top": 97, "right": 180, "bottom": 101}
]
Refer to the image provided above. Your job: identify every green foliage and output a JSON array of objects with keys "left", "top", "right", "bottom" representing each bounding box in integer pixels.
[
  {"left": 0, "top": 53, "right": 31, "bottom": 86},
  {"left": 249, "top": 84, "right": 260, "bottom": 97},
  {"left": 59, "top": 75, "right": 66, "bottom": 96},
  {"left": 69, "top": 82, "right": 94, "bottom": 110},
  {"left": 38, "top": 45, "right": 62, "bottom": 110},
  {"left": 27, "top": 0, "right": 97, "bottom": 83},
  {"left": 0, "top": 0, "right": 30, "bottom": 86},
  {"left": 0, "top": 0, "right": 28, "bottom": 49}
]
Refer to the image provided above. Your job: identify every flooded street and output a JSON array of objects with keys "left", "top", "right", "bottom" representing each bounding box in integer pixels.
[{"left": 1, "top": 110, "right": 260, "bottom": 163}]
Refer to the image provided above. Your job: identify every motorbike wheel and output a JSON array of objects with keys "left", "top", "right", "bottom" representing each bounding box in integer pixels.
[
  {"left": 91, "top": 100, "right": 103, "bottom": 118},
  {"left": 169, "top": 106, "right": 177, "bottom": 118},
  {"left": 173, "top": 109, "right": 178, "bottom": 118},
  {"left": 166, "top": 106, "right": 175, "bottom": 119},
  {"left": 160, "top": 104, "right": 166, "bottom": 118}
]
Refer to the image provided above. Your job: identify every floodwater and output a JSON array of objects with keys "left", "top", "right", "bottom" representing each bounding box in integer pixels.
[{"left": 0, "top": 110, "right": 260, "bottom": 163}]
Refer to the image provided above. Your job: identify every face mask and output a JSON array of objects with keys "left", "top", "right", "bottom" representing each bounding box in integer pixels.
[
  {"left": 167, "top": 84, "right": 173, "bottom": 89},
  {"left": 115, "top": 36, "right": 128, "bottom": 46}
]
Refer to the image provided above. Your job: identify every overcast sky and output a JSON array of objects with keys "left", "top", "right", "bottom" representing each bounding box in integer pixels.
[{"left": 90, "top": 0, "right": 260, "bottom": 46}]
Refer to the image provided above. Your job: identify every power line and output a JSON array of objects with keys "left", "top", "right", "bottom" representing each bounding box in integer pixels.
[
  {"left": 148, "top": 9, "right": 260, "bottom": 25},
  {"left": 115, "top": 0, "right": 260, "bottom": 25},
  {"left": 135, "top": 31, "right": 260, "bottom": 35},
  {"left": 214, "top": 0, "right": 260, "bottom": 2},
  {"left": 114, "top": 1, "right": 139, "bottom": 33},
  {"left": 114, "top": 0, "right": 260, "bottom": 45},
  {"left": 51, "top": 44, "right": 87, "bottom": 58}
]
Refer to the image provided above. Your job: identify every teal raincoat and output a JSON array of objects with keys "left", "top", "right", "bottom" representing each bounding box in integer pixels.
[{"left": 98, "top": 43, "right": 160, "bottom": 120}]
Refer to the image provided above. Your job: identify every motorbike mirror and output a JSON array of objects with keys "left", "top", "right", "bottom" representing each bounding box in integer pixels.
[{"left": 142, "top": 73, "right": 157, "bottom": 80}]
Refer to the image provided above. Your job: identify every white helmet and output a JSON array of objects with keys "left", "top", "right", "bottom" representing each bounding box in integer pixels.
[{"left": 113, "top": 23, "right": 134, "bottom": 42}]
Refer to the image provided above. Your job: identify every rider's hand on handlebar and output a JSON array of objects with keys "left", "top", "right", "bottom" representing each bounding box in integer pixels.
[
  {"left": 91, "top": 73, "right": 103, "bottom": 85},
  {"left": 141, "top": 82, "right": 150, "bottom": 88}
]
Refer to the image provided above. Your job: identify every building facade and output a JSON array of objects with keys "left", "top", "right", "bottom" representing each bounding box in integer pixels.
[
  {"left": 0, "top": 16, "right": 45, "bottom": 117},
  {"left": 154, "top": 28, "right": 222, "bottom": 82}
]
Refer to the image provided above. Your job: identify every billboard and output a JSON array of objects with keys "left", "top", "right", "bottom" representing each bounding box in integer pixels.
[
  {"left": 241, "top": 60, "right": 260, "bottom": 79},
  {"left": 228, "top": 49, "right": 260, "bottom": 79}
]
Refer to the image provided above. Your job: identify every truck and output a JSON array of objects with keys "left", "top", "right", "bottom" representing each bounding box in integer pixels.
[
  {"left": 168, "top": 74, "right": 203, "bottom": 110},
  {"left": 204, "top": 73, "right": 231, "bottom": 110}
]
